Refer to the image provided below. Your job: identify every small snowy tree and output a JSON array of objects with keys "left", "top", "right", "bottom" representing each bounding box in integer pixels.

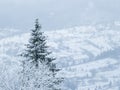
[{"left": 20, "top": 19, "right": 63, "bottom": 90}]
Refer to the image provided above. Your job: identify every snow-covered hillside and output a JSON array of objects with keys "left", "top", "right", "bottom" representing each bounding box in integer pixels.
[{"left": 0, "top": 25, "right": 120, "bottom": 90}]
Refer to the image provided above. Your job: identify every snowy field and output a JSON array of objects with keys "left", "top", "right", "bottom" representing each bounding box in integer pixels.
[{"left": 0, "top": 25, "right": 120, "bottom": 90}]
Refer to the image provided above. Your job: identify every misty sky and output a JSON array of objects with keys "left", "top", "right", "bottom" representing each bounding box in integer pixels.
[{"left": 0, "top": 0, "right": 120, "bottom": 30}]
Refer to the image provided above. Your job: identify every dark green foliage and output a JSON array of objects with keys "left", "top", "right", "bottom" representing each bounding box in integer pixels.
[{"left": 21, "top": 19, "right": 63, "bottom": 90}]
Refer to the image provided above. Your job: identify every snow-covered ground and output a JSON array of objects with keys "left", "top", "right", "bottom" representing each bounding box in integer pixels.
[{"left": 0, "top": 25, "right": 120, "bottom": 90}]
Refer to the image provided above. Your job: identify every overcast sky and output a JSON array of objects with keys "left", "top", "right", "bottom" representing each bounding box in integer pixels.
[{"left": 0, "top": 0, "right": 120, "bottom": 30}]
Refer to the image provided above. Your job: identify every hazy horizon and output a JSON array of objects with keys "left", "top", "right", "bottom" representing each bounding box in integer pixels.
[{"left": 0, "top": 0, "right": 120, "bottom": 30}]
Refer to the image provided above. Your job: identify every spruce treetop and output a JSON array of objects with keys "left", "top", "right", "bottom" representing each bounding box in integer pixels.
[
  {"left": 24, "top": 19, "right": 50, "bottom": 67},
  {"left": 21, "top": 19, "right": 63, "bottom": 90}
]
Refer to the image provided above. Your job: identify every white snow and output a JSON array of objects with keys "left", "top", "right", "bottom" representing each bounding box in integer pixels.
[{"left": 0, "top": 25, "right": 120, "bottom": 90}]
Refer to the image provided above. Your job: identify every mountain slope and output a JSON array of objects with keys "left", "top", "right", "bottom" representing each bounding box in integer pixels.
[{"left": 0, "top": 26, "right": 120, "bottom": 90}]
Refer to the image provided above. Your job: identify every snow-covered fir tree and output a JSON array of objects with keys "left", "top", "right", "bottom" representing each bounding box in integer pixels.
[{"left": 20, "top": 19, "right": 63, "bottom": 90}]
